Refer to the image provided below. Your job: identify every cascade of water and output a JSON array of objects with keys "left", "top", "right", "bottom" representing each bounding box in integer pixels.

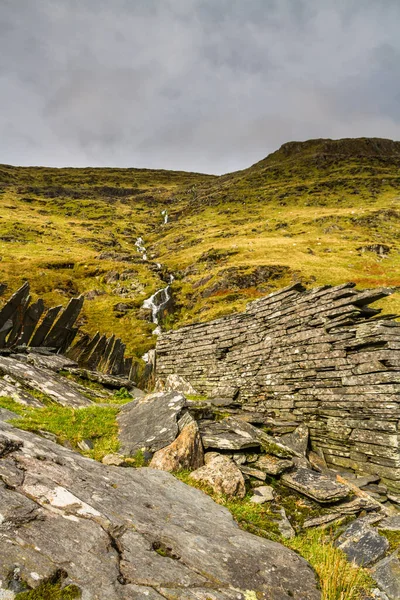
[
  {"left": 161, "top": 209, "right": 168, "bottom": 224},
  {"left": 135, "top": 237, "right": 147, "bottom": 261}
]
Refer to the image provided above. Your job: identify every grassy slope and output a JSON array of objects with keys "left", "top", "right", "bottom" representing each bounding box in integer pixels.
[{"left": 1, "top": 137, "right": 399, "bottom": 359}]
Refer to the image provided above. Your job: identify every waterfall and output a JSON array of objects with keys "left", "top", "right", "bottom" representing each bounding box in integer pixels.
[
  {"left": 161, "top": 209, "right": 168, "bottom": 224},
  {"left": 135, "top": 237, "right": 147, "bottom": 261},
  {"left": 142, "top": 284, "right": 172, "bottom": 336}
]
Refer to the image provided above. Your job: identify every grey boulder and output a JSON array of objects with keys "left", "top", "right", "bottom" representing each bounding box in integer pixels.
[
  {"left": 335, "top": 517, "right": 390, "bottom": 567},
  {"left": 117, "top": 391, "right": 186, "bottom": 455}
]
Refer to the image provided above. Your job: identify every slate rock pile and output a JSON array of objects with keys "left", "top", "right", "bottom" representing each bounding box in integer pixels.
[
  {"left": 116, "top": 387, "right": 400, "bottom": 599},
  {"left": 156, "top": 282, "right": 400, "bottom": 493}
]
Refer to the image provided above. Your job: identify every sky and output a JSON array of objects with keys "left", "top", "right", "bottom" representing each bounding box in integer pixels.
[{"left": 1, "top": 0, "right": 400, "bottom": 174}]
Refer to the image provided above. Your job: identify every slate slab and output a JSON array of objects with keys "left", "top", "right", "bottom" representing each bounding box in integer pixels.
[
  {"left": 282, "top": 467, "right": 350, "bottom": 503},
  {"left": 117, "top": 391, "right": 186, "bottom": 455},
  {"left": 255, "top": 454, "right": 294, "bottom": 476},
  {"left": 336, "top": 517, "right": 390, "bottom": 567},
  {"left": 0, "top": 421, "right": 321, "bottom": 600},
  {"left": 371, "top": 551, "right": 400, "bottom": 600},
  {"left": 0, "top": 356, "right": 92, "bottom": 407}
]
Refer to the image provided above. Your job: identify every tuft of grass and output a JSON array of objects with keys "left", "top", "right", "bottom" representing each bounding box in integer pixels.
[
  {"left": 0, "top": 397, "right": 119, "bottom": 461},
  {"left": 287, "top": 528, "right": 374, "bottom": 600}
]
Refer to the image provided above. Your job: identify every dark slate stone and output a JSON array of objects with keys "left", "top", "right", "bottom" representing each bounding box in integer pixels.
[
  {"left": 29, "top": 305, "right": 62, "bottom": 347},
  {"left": 43, "top": 296, "right": 84, "bottom": 348},
  {"left": 371, "top": 551, "right": 400, "bottom": 600},
  {"left": 336, "top": 517, "right": 390, "bottom": 567},
  {"left": 17, "top": 298, "right": 45, "bottom": 345},
  {"left": 6, "top": 293, "right": 30, "bottom": 347},
  {"left": 0, "top": 282, "right": 30, "bottom": 330},
  {"left": 117, "top": 391, "right": 186, "bottom": 455},
  {"left": 281, "top": 467, "right": 350, "bottom": 503}
]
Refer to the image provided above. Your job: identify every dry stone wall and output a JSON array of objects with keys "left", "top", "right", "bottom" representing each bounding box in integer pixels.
[{"left": 156, "top": 283, "right": 400, "bottom": 491}]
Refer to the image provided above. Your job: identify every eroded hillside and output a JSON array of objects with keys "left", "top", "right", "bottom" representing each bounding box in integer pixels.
[{"left": 1, "top": 137, "right": 399, "bottom": 360}]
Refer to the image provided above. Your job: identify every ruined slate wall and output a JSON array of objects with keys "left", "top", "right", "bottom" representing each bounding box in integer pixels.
[{"left": 156, "top": 283, "right": 400, "bottom": 491}]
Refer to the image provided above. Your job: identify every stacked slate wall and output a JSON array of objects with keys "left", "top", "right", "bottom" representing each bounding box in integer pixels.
[{"left": 156, "top": 283, "right": 400, "bottom": 491}]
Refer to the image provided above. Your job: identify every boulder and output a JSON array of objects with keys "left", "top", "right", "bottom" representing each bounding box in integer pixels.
[
  {"left": 335, "top": 517, "right": 390, "bottom": 567},
  {"left": 190, "top": 453, "right": 246, "bottom": 498},
  {"left": 371, "top": 551, "right": 400, "bottom": 600},
  {"left": 0, "top": 422, "right": 320, "bottom": 600},
  {"left": 117, "top": 392, "right": 186, "bottom": 455},
  {"left": 149, "top": 421, "right": 204, "bottom": 472},
  {"left": 282, "top": 467, "right": 350, "bottom": 503}
]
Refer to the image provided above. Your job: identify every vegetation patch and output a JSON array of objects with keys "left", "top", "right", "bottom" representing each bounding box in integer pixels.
[{"left": 0, "top": 397, "right": 119, "bottom": 461}]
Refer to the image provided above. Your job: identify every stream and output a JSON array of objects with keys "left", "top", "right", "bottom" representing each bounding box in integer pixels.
[{"left": 136, "top": 210, "right": 173, "bottom": 346}]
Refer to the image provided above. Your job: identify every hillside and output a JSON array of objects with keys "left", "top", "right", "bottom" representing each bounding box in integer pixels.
[{"left": 1, "top": 137, "right": 399, "bottom": 362}]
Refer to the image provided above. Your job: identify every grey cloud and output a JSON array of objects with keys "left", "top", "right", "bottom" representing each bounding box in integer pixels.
[{"left": 1, "top": 0, "right": 400, "bottom": 173}]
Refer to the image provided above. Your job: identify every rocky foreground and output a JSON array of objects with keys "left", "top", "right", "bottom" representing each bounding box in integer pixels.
[{"left": 0, "top": 350, "right": 399, "bottom": 599}]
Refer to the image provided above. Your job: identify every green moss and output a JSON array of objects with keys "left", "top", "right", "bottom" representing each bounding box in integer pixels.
[
  {"left": 15, "top": 582, "right": 81, "bottom": 600},
  {"left": 378, "top": 529, "right": 400, "bottom": 553}
]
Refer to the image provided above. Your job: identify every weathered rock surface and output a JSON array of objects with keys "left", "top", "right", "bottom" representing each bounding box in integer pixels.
[
  {"left": 26, "top": 352, "right": 78, "bottom": 371},
  {"left": 378, "top": 515, "right": 400, "bottom": 531},
  {"left": 117, "top": 391, "right": 186, "bottom": 455},
  {"left": 0, "top": 356, "right": 92, "bottom": 407},
  {"left": 336, "top": 517, "right": 390, "bottom": 567},
  {"left": 0, "top": 377, "right": 43, "bottom": 407},
  {"left": 150, "top": 421, "right": 204, "bottom": 472},
  {"left": 282, "top": 467, "right": 350, "bottom": 503},
  {"left": 0, "top": 423, "right": 321, "bottom": 600},
  {"left": 371, "top": 551, "right": 400, "bottom": 600},
  {"left": 190, "top": 452, "right": 246, "bottom": 498}
]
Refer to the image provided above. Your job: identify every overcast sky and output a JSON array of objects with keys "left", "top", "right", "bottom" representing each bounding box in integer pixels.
[{"left": 1, "top": 0, "right": 400, "bottom": 174}]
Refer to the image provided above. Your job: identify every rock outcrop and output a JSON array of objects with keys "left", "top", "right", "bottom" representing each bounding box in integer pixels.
[
  {"left": 156, "top": 283, "right": 400, "bottom": 491},
  {"left": 0, "top": 422, "right": 321, "bottom": 600}
]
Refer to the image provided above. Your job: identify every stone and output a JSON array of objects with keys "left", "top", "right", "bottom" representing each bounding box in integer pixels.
[
  {"left": 250, "top": 485, "right": 274, "bottom": 504},
  {"left": 77, "top": 439, "right": 94, "bottom": 452},
  {"left": 190, "top": 453, "right": 246, "bottom": 498},
  {"left": 308, "top": 450, "right": 328, "bottom": 473},
  {"left": 303, "top": 513, "right": 343, "bottom": 528},
  {"left": 102, "top": 454, "right": 126, "bottom": 466},
  {"left": 0, "top": 422, "right": 320, "bottom": 600},
  {"left": 281, "top": 424, "right": 309, "bottom": 456},
  {"left": 26, "top": 352, "right": 78, "bottom": 371},
  {"left": 239, "top": 465, "right": 267, "bottom": 481},
  {"left": 371, "top": 551, "right": 400, "bottom": 600},
  {"left": 117, "top": 392, "right": 186, "bottom": 455},
  {"left": 254, "top": 454, "right": 294, "bottom": 476},
  {"left": 149, "top": 421, "right": 204, "bottom": 472},
  {"left": 199, "top": 419, "right": 261, "bottom": 451},
  {"left": 164, "top": 373, "right": 198, "bottom": 395},
  {"left": 282, "top": 467, "right": 350, "bottom": 503},
  {"left": 378, "top": 515, "right": 400, "bottom": 531},
  {"left": 276, "top": 507, "right": 296, "bottom": 539},
  {"left": 0, "top": 356, "right": 92, "bottom": 408},
  {"left": 335, "top": 517, "right": 390, "bottom": 567}
]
